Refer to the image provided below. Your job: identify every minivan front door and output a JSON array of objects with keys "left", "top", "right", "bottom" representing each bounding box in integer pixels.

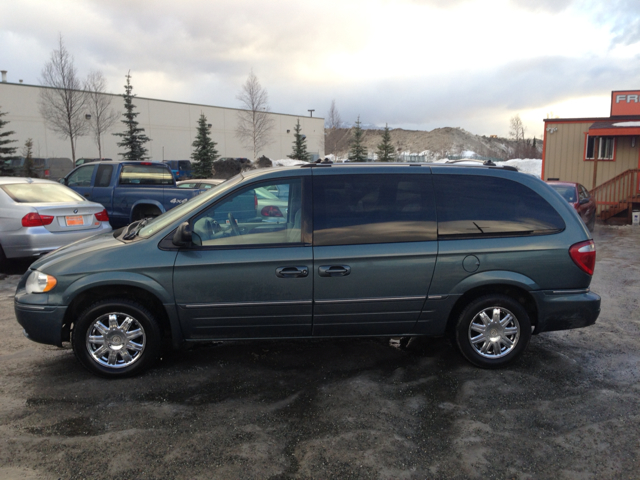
[
  {"left": 173, "top": 177, "right": 313, "bottom": 340},
  {"left": 311, "top": 171, "right": 438, "bottom": 336}
]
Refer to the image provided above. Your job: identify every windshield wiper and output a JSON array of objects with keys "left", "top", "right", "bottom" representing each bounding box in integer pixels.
[{"left": 123, "top": 218, "right": 151, "bottom": 240}]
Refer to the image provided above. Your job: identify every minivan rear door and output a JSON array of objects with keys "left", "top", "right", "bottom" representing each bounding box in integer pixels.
[{"left": 311, "top": 169, "right": 438, "bottom": 336}]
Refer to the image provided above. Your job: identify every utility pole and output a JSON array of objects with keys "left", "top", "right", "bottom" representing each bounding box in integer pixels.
[{"left": 308, "top": 109, "right": 315, "bottom": 117}]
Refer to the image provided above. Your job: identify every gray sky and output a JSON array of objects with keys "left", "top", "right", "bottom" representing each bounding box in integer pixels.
[{"left": 2, "top": 0, "right": 639, "bottom": 138}]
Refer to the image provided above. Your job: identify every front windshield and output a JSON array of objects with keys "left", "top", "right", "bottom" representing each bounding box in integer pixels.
[{"left": 138, "top": 174, "right": 243, "bottom": 238}]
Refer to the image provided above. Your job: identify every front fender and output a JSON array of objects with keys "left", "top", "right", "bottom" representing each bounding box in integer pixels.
[
  {"left": 449, "top": 270, "right": 540, "bottom": 295},
  {"left": 56, "top": 271, "right": 174, "bottom": 306}
]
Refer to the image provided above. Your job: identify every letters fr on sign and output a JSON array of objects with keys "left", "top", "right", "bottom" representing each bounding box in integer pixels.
[{"left": 611, "top": 90, "right": 640, "bottom": 116}]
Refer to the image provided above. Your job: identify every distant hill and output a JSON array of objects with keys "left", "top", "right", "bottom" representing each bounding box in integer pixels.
[{"left": 325, "top": 126, "right": 542, "bottom": 161}]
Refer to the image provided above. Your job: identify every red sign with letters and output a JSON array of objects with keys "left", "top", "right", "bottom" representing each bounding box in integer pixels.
[{"left": 611, "top": 90, "right": 640, "bottom": 116}]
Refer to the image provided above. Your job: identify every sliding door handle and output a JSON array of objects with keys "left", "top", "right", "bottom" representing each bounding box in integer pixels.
[
  {"left": 318, "top": 265, "right": 351, "bottom": 277},
  {"left": 276, "top": 266, "right": 309, "bottom": 278}
]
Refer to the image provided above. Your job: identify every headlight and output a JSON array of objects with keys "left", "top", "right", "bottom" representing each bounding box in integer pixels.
[{"left": 25, "top": 271, "right": 57, "bottom": 294}]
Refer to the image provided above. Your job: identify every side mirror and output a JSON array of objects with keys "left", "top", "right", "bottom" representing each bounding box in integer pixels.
[
  {"left": 579, "top": 198, "right": 589, "bottom": 205},
  {"left": 172, "top": 222, "right": 193, "bottom": 247},
  {"left": 59, "top": 178, "right": 67, "bottom": 185}
]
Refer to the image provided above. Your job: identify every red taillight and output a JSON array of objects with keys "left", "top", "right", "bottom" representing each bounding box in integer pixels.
[
  {"left": 22, "top": 212, "right": 54, "bottom": 227},
  {"left": 569, "top": 239, "right": 596, "bottom": 275},
  {"left": 254, "top": 193, "right": 258, "bottom": 208},
  {"left": 44, "top": 169, "right": 50, "bottom": 177},
  {"left": 261, "top": 206, "right": 283, "bottom": 217},
  {"left": 94, "top": 209, "right": 109, "bottom": 222},
  {"left": 140, "top": 162, "right": 152, "bottom": 165}
]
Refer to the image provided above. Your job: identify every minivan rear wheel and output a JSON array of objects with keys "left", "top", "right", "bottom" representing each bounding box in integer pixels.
[
  {"left": 455, "top": 294, "right": 531, "bottom": 368},
  {"left": 72, "top": 298, "right": 161, "bottom": 378}
]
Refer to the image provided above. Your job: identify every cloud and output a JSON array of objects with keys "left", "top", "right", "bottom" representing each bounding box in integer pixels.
[{"left": 510, "top": 0, "right": 574, "bottom": 13}]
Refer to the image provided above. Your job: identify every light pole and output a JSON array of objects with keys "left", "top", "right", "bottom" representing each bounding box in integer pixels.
[{"left": 308, "top": 109, "right": 315, "bottom": 117}]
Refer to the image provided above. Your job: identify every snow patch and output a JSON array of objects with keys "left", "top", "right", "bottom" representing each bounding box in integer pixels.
[{"left": 612, "top": 121, "right": 640, "bottom": 127}]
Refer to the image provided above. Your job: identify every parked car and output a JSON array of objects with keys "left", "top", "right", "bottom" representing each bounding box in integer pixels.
[
  {"left": 163, "top": 160, "right": 192, "bottom": 180},
  {"left": 0, "top": 177, "right": 112, "bottom": 264},
  {"left": 60, "top": 161, "right": 201, "bottom": 228},
  {"left": 4, "top": 157, "right": 74, "bottom": 180},
  {"left": 177, "top": 179, "right": 225, "bottom": 190},
  {"left": 15, "top": 163, "right": 600, "bottom": 377},
  {"left": 546, "top": 181, "right": 596, "bottom": 231}
]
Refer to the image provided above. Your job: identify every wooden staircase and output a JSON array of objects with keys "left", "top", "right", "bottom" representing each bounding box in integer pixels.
[{"left": 591, "top": 169, "right": 640, "bottom": 221}]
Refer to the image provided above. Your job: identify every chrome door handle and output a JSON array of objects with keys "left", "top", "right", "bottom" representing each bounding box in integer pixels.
[
  {"left": 318, "top": 265, "right": 351, "bottom": 277},
  {"left": 276, "top": 266, "right": 309, "bottom": 278}
]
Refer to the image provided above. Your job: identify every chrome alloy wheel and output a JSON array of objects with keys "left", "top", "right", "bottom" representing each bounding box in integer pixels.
[
  {"left": 468, "top": 306, "right": 520, "bottom": 359},
  {"left": 85, "top": 312, "right": 146, "bottom": 368}
]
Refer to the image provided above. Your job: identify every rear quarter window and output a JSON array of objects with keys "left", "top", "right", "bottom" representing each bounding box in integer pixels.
[
  {"left": 435, "top": 175, "right": 565, "bottom": 238},
  {"left": 119, "top": 165, "right": 173, "bottom": 185}
]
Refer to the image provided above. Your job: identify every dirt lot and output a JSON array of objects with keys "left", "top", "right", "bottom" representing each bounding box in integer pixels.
[{"left": 0, "top": 226, "right": 639, "bottom": 479}]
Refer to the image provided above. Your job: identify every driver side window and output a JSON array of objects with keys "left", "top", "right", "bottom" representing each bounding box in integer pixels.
[
  {"left": 67, "top": 165, "right": 96, "bottom": 187},
  {"left": 191, "top": 179, "right": 302, "bottom": 247}
]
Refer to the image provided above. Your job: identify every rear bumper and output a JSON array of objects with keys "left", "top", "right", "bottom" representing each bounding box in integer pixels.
[
  {"left": 531, "top": 289, "right": 601, "bottom": 334},
  {"left": 15, "top": 300, "right": 68, "bottom": 347},
  {"left": 1, "top": 223, "right": 111, "bottom": 259}
]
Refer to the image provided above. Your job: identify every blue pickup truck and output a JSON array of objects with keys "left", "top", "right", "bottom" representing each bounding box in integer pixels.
[{"left": 61, "top": 161, "right": 201, "bottom": 228}]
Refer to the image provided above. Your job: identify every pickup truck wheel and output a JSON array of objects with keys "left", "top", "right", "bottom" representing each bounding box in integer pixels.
[
  {"left": 455, "top": 294, "right": 531, "bottom": 369},
  {"left": 72, "top": 298, "right": 161, "bottom": 378}
]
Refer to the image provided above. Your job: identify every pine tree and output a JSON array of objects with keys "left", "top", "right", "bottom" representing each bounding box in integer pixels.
[
  {"left": 113, "top": 72, "right": 151, "bottom": 161},
  {"left": 0, "top": 107, "right": 17, "bottom": 160},
  {"left": 287, "top": 119, "right": 310, "bottom": 161},
  {"left": 191, "top": 113, "right": 219, "bottom": 178},
  {"left": 376, "top": 124, "right": 395, "bottom": 162},
  {"left": 348, "top": 116, "right": 367, "bottom": 162},
  {"left": 22, "top": 139, "right": 37, "bottom": 177}
]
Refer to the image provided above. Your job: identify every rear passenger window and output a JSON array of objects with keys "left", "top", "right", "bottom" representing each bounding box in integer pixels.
[
  {"left": 95, "top": 165, "right": 113, "bottom": 187},
  {"left": 313, "top": 174, "right": 437, "bottom": 246},
  {"left": 434, "top": 175, "right": 565, "bottom": 238},
  {"left": 119, "top": 165, "right": 173, "bottom": 185}
]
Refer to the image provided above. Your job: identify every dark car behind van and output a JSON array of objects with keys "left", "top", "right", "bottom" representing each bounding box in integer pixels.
[
  {"left": 4, "top": 157, "right": 73, "bottom": 181},
  {"left": 163, "top": 160, "right": 192, "bottom": 180}
]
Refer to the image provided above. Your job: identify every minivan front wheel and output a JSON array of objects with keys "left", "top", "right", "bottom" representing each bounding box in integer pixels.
[
  {"left": 455, "top": 295, "right": 531, "bottom": 368},
  {"left": 72, "top": 299, "right": 161, "bottom": 378}
]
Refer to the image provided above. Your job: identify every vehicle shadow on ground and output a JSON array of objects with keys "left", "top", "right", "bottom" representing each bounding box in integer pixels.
[{"left": 0, "top": 258, "right": 33, "bottom": 276}]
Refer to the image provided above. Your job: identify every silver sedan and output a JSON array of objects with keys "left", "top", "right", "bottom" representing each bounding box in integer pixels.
[{"left": 0, "top": 177, "right": 112, "bottom": 263}]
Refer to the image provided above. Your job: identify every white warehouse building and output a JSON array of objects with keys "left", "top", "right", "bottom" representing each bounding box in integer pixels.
[{"left": 0, "top": 77, "right": 325, "bottom": 162}]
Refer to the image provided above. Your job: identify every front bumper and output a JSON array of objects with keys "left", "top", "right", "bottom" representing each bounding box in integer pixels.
[
  {"left": 15, "top": 298, "right": 68, "bottom": 347},
  {"left": 531, "top": 289, "right": 601, "bottom": 334}
]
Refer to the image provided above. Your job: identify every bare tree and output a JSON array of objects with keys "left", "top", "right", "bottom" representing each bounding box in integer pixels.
[
  {"left": 509, "top": 114, "right": 526, "bottom": 158},
  {"left": 235, "top": 71, "right": 275, "bottom": 160},
  {"left": 38, "top": 36, "right": 88, "bottom": 162},
  {"left": 325, "top": 100, "right": 344, "bottom": 155},
  {"left": 326, "top": 99, "right": 342, "bottom": 129},
  {"left": 85, "top": 70, "right": 119, "bottom": 159}
]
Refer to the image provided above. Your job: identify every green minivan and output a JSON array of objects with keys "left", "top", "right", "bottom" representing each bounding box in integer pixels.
[{"left": 14, "top": 163, "right": 601, "bottom": 377}]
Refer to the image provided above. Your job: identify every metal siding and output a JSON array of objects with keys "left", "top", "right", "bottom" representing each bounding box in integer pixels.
[{"left": 0, "top": 82, "right": 325, "bottom": 162}]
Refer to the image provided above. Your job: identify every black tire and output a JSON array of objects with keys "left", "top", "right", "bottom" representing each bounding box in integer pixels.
[
  {"left": 455, "top": 294, "right": 531, "bottom": 369},
  {"left": 72, "top": 298, "right": 161, "bottom": 378},
  {"left": 0, "top": 243, "right": 6, "bottom": 270}
]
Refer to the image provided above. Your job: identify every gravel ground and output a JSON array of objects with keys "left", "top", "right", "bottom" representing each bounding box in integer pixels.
[{"left": 0, "top": 225, "right": 639, "bottom": 479}]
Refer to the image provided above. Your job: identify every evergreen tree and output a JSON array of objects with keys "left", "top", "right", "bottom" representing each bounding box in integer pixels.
[
  {"left": 22, "top": 139, "right": 37, "bottom": 177},
  {"left": 348, "top": 116, "right": 367, "bottom": 162},
  {"left": 113, "top": 72, "right": 151, "bottom": 161},
  {"left": 191, "top": 113, "right": 219, "bottom": 178},
  {"left": 376, "top": 124, "right": 395, "bottom": 162},
  {"left": 0, "top": 107, "right": 18, "bottom": 175},
  {"left": 287, "top": 119, "right": 310, "bottom": 161}
]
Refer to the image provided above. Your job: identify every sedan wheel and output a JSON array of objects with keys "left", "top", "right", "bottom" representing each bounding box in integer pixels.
[
  {"left": 73, "top": 298, "right": 161, "bottom": 378},
  {"left": 455, "top": 294, "right": 531, "bottom": 368}
]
